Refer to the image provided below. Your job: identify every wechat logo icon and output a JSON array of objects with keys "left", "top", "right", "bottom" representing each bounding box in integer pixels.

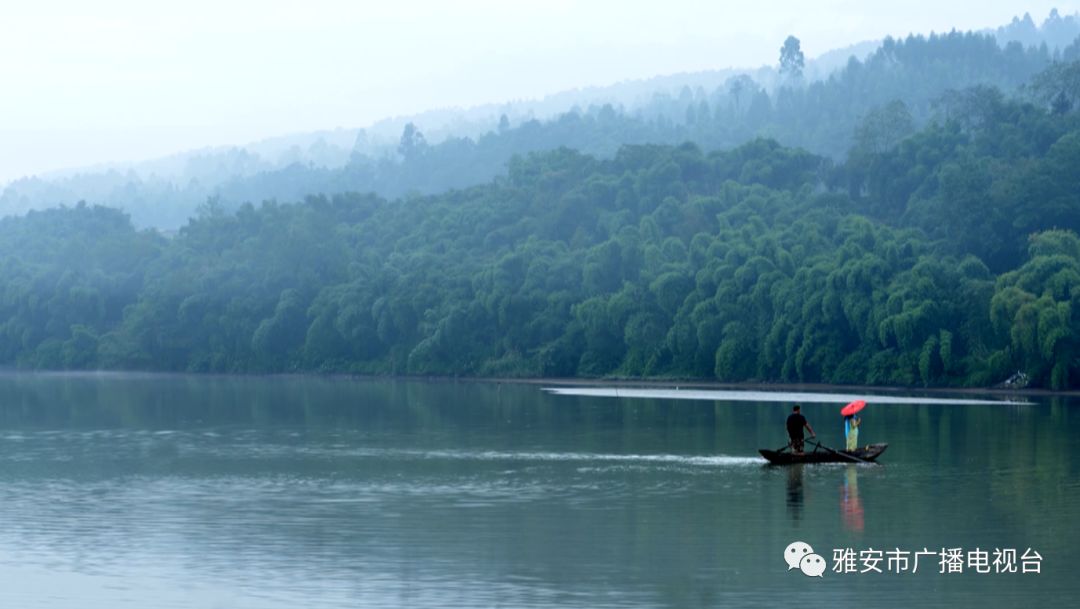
[{"left": 784, "top": 541, "right": 826, "bottom": 577}]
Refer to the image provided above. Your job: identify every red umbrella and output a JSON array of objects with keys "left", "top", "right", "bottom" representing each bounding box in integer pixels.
[{"left": 841, "top": 400, "right": 866, "bottom": 416}]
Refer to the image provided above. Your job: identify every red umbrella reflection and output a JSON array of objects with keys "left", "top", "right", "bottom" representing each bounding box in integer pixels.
[{"left": 840, "top": 466, "right": 864, "bottom": 532}]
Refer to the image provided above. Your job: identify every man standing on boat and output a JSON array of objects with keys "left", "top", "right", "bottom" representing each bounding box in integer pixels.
[{"left": 786, "top": 405, "right": 816, "bottom": 455}]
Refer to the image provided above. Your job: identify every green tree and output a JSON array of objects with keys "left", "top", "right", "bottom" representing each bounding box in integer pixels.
[
  {"left": 990, "top": 231, "right": 1080, "bottom": 388},
  {"left": 779, "top": 36, "right": 805, "bottom": 80}
]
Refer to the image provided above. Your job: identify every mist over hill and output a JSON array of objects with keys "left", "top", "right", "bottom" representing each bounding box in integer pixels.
[
  {"left": 3, "top": 41, "right": 1080, "bottom": 387},
  {"left": 3, "top": 10, "right": 1078, "bottom": 230}
]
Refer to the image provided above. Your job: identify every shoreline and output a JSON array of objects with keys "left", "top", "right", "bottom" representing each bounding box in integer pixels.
[
  {"left": 457, "top": 376, "right": 1075, "bottom": 398},
  {"left": 0, "top": 368, "right": 1073, "bottom": 398}
]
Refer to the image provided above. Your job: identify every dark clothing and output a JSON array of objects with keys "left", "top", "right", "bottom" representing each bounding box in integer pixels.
[{"left": 787, "top": 413, "right": 808, "bottom": 439}]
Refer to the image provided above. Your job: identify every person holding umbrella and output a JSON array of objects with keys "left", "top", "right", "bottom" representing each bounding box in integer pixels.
[{"left": 841, "top": 400, "right": 866, "bottom": 451}]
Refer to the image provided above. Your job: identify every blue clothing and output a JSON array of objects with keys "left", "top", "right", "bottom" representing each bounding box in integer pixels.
[{"left": 844, "top": 416, "right": 860, "bottom": 451}]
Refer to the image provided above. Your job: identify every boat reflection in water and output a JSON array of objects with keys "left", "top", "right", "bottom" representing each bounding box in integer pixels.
[
  {"left": 840, "top": 465, "right": 864, "bottom": 532},
  {"left": 786, "top": 464, "right": 805, "bottom": 521}
]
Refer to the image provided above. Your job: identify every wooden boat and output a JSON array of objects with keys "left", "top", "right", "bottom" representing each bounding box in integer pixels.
[{"left": 759, "top": 442, "right": 888, "bottom": 465}]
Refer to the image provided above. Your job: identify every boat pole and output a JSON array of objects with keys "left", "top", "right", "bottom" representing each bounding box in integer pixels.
[{"left": 807, "top": 439, "right": 873, "bottom": 465}]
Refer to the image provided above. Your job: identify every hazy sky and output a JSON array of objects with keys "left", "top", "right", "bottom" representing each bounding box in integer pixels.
[{"left": 1, "top": 0, "right": 1076, "bottom": 184}]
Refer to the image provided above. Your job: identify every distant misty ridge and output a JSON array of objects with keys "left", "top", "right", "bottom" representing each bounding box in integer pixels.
[
  {"left": 16, "top": 39, "right": 877, "bottom": 184},
  {"left": 2, "top": 9, "right": 1079, "bottom": 229}
]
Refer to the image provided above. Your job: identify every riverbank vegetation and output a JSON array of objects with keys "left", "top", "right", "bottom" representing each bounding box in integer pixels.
[{"left": 2, "top": 56, "right": 1079, "bottom": 388}]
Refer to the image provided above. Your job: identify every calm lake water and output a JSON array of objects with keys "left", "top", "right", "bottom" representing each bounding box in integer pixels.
[{"left": 0, "top": 373, "right": 1075, "bottom": 608}]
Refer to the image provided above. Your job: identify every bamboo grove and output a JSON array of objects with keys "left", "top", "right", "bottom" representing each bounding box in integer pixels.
[{"left": 1, "top": 60, "right": 1079, "bottom": 388}]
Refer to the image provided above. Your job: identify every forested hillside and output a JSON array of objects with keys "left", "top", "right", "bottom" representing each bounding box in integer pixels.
[
  {"left": 3, "top": 60, "right": 1079, "bottom": 388},
  {"left": 3, "top": 25, "right": 1079, "bottom": 229}
]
